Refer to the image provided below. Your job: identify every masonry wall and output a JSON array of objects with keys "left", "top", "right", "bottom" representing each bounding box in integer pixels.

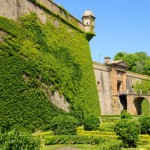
[
  {"left": 93, "top": 62, "right": 115, "bottom": 115},
  {"left": 0, "top": 0, "right": 84, "bottom": 30},
  {"left": 126, "top": 71, "right": 149, "bottom": 94}
]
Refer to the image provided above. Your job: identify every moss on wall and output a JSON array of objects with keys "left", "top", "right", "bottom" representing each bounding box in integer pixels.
[{"left": 0, "top": 12, "right": 100, "bottom": 131}]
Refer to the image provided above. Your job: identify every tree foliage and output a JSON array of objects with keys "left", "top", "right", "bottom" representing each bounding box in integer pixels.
[{"left": 114, "top": 52, "right": 150, "bottom": 75}]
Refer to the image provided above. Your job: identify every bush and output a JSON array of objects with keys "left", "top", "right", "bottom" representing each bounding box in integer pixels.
[
  {"left": 50, "top": 114, "right": 79, "bottom": 135},
  {"left": 84, "top": 115, "right": 100, "bottom": 131},
  {"left": 121, "top": 110, "right": 132, "bottom": 119},
  {"left": 114, "top": 119, "right": 141, "bottom": 148},
  {"left": 0, "top": 129, "right": 40, "bottom": 150},
  {"left": 138, "top": 115, "right": 150, "bottom": 135}
]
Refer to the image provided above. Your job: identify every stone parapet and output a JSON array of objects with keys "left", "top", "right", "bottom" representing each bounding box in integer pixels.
[
  {"left": 93, "top": 62, "right": 109, "bottom": 72},
  {"left": 36, "top": 0, "right": 84, "bottom": 30},
  {"left": 127, "top": 71, "right": 149, "bottom": 80},
  {"left": 0, "top": 0, "right": 85, "bottom": 31}
]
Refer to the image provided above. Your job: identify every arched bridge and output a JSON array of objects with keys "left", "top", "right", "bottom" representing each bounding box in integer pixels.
[{"left": 127, "top": 94, "right": 150, "bottom": 115}]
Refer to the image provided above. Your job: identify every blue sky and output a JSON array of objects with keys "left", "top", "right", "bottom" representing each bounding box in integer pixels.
[{"left": 54, "top": 0, "right": 150, "bottom": 63}]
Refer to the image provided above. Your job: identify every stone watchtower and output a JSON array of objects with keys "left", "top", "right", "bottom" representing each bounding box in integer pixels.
[{"left": 82, "top": 10, "right": 95, "bottom": 33}]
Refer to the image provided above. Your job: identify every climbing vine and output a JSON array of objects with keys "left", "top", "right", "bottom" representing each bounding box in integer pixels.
[
  {"left": 134, "top": 79, "right": 150, "bottom": 94},
  {"left": 0, "top": 12, "right": 100, "bottom": 131}
]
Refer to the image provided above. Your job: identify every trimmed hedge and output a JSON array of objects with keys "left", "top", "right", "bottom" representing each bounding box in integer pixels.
[{"left": 45, "top": 135, "right": 122, "bottom": 148}]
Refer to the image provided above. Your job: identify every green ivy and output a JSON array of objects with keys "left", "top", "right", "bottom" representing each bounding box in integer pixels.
[
  {"left": 134, "top": 79, "right": 150, "bottom": 94},
  {"left": 0, "top": 12, "right": 100, "bottom": 131}
]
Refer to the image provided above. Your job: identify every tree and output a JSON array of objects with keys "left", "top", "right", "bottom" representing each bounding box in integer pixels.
[{"left": 114, "top": 52, "right": 150, "bottom": 75}]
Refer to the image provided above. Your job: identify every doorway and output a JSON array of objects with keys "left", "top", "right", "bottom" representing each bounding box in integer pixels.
[{"left": 119, "top": 95, "right": 127, "bottom": 110}]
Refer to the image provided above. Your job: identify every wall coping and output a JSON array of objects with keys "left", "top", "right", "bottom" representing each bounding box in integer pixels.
[
  {"left": 35, "top": 0, "right": 85, "bottom": 31},
  {"left": 126, "top": 71, "right": 150, "bottom": 80}
]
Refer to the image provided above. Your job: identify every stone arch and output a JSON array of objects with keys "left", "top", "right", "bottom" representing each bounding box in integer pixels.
[{"left": 133, "top": 97, "right": 150, "bottom": 115}]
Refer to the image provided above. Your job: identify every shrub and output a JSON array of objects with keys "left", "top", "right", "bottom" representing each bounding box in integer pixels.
[
  {"left": 50, "top": 114, "right": 79, "bottom": 135},
  {"left": 121, "top": 110, "right": 132, "bottom": 119},
  {"left": 114, "top": 119, "right": 141, "bottom": 148},
  {"left": 0, "top": 129, "right": 40, "bottom": 150},
  {"left": 84, "top": 115, "right": 100, "bottom": 131},
  {"left": 138, "top": 115, "right": 150, "bottom": 135}
]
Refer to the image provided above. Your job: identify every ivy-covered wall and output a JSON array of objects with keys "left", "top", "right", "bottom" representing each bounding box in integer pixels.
[
  {"left": 134, "top": 79, "right": 150, "bottom": 94},
  {"left": 0, "top": 9, "right": 100, "bottom": 131}
]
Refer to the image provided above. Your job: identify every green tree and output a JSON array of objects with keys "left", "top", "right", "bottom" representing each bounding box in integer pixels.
[{"left": 114, "top": 52, "right": 150, "bottom": 75}]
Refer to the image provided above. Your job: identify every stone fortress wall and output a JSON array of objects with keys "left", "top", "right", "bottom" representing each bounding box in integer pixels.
[
  {"left": 0, "top": 0, "right": 84, "bottom": 30},
  {"left": 93, "top": 62, "right": 114, "bottom": 115}
]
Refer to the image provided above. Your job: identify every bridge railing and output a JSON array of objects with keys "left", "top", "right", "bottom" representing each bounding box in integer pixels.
[{"left": 126, "top": 89, "right": 150, "bottom": 95}]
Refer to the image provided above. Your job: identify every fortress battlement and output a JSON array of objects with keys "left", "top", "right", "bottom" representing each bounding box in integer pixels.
[{"left": 0, "top": 0, "right": 95, "bottom": 33}]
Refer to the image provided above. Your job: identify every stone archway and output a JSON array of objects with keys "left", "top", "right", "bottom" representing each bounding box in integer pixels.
[{"left": 133, "top": 97, "right": 150, "bottom": 115}]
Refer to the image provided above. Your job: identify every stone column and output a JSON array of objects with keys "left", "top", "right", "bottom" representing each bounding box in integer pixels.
[
  {"left": 110, "top": 68, "right": 118, "bottom": 95},
  {"left": 127, "top": 95, "right": 137, "bottom": 115},
  {"left": 122, "top": 72, "right": 127, "bottom": 94}
]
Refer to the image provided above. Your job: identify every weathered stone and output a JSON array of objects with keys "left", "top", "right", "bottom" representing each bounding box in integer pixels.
[{"left": 93, "top": 60, "right": 150, "bottom": 115}]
